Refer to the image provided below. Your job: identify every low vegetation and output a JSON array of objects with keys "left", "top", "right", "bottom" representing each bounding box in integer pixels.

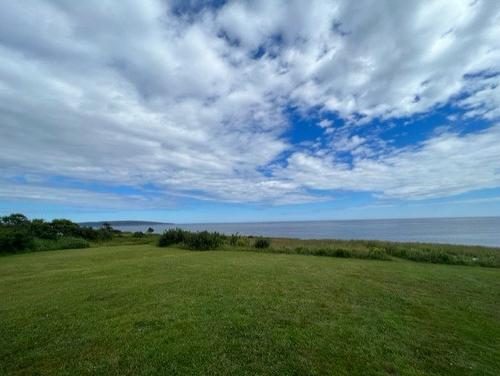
[
  {"left": 156, "top": 228, "right": 499, "bottom": 267},
  {"left": 158, "top": 229, "right": 272, "bottom": 251},
  {"left": 0, "top": 213, "right": 117, "bottom": 254},
  {"left": 1, "top": 213, "right": 499, "bottom": 268},
  {"left": 254, "top": 237, "right": 271, "bottom": 249}
]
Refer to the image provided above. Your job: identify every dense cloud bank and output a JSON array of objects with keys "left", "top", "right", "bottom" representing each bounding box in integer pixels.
[{"left": 0, "top": 0, "right": 499, "bottom": 206}]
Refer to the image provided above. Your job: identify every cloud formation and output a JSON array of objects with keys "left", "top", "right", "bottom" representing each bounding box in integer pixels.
[
  {"left": 279, "top": 125, "right": 500, "bottom": 199},
  {"left": 0, "top": 0, "right": 499, "bottom": 207}
]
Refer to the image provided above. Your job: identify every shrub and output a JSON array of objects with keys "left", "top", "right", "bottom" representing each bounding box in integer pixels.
[
  {"left": 74, "top": 226, "right": 100, "bottom": 241},
  {"left": 30, "top": 219, "right": 57, "bottom": 239},
  {"left": 96, "top": 228, "right": 113, "bottom": 241},
  {"left": 158, "top": 228, "right": 189, "bottom": 247},
  {"left": 254, "top": 238, "right": 270, "bottom": 249},
  {"left": 147, "top": 227, "right": 155, "bottom": 234},
  {"left": 332, "top": 248, "right": 351, "bottom": 258},
  {"left": 185, "top": 231, "right": 224, "bottom": 250},
  {"left": 367, "top": 247, "right": 389, "bottom": 260},
  {"left": 229, "top": 233, "right": 241, "bottom": 246},
  {"left": 50, "top": 219, "right": 80, "bottom": 236},
  {"left": 0, "top": 227, "right": 34, "bottom": 253},
  {"left": 133, "top": 231, "right": 145, "bottom": 238}
]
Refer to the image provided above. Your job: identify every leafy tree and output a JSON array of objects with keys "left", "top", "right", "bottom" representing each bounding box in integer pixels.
[
  {"left": 101, "top": 222, "right": 113, "bottom": 231},
  {"left": 1, "top": 213, "right": 29, "bottom": 227},
  {"left": 147, "top": 227, "right": 154, "bottom": 234},
  {"left": 51, "top": 219, "right": 80, "bottom": 237},
  {"left": 30, "top": 219, "right": 57, "bottom": 239}
]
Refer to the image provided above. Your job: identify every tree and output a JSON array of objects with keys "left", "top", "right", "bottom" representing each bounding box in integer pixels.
[
  {"left": 51, "top": 219, "right": 79, "bottom": 237},
  {"left": 1, "top": 213, "right": 29, "bottom": 227},
  {"left": 147, "top": 227, "right": 154, "bottom": 234},
  {"left": 101, "top": 222, "right": 113, "bottom": 231}
]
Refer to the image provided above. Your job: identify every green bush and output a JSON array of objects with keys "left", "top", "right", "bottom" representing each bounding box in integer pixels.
[
  {"left": 0, "top": 227, "right": 34, "bottom": 253},
  {"left": 30, "top": 219, "right": 57, "bottom": 239},
  {"left": 158, "top": 229, "right": 225, "bottom": 250},
  {"left": 229, "top": 233, "right": 241, "bottom": 246},
  {"left": 133, "top": 231, "right": 145, "bottom": 238},
  {"left": 332, "top": 248, "right": 351, "bottom": 258},
  {"left": 158, "top": 228, "right": 189, "bottom": 247},
  {"left": 254, "top": 238, "right": 271, "bottom": 249},
  {"left": 185, "top": 231, "right": 224, "bottom": 250},
  {"left": 367, "top": 247, "right": 389, "bottom": 260},
  {"left": 228, "top": 233, "right": 250, "bottom": 247}
]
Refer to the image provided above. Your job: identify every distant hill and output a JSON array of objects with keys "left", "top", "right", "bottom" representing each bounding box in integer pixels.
[{"left": 79, "top": 220, "right": 173, "bottom": 227}]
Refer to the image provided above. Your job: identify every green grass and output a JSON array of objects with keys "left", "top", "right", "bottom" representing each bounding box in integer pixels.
[
  {"left": 1, "top": 244, "right": 499, "bottom": 375},
  {"left": 89, "top": 232, "right": 159, "bottom": 248},
  {"left": 32, "top": 236, "right": 90, "bottom": 252}
]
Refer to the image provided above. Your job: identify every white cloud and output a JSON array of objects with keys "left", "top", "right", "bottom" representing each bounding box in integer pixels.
[
  {"left": 0, "top": 0, "right": 499, "bottom": 207},
  {"left": 459, "top": 73, "right": 500, "bottom": 120},
  {"left": 0, "top": 182, "right": 168, "bottom": 209},
  {"left": 318, "top": 119, "right": 333, "bottom": 129},
  {"left": 278, "top": 124, "right": 500, "bottom": 199}
]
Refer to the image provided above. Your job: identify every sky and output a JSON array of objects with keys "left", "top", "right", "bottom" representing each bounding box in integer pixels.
[{"left": 1, "top": 0, "right": 500, "bottom": 223}]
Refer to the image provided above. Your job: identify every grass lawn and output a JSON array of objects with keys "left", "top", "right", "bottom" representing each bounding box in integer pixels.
[{"left": 1, "top": 244, "right": 499, "bottom": 375}]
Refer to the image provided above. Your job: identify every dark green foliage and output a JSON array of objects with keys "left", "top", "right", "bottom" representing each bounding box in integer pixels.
[
  {"left": 332, "top": 248, "right": 351, "bottom": 258},
  {"left": 229, "top": 233, "right": 241, "bottom": 246},
  {"left": 291, "top": 246, "right": 360, "bottom": 259},
  {"left": 0, "top": 213, "right": 113, "bottom": 254},
  {"left": 51, "top": 219, "right": 80, "bottom": 236},
  {"left": 254, "top": 238, "right": 271, "bottom": 249},
  {"left": 101, "top": 222, "right": 113, "bottom": 231},
  {"left": 74, "top": 226, "right": 100, "bottom": 241},
  {"left": 184, "top": 231, "right": 224, "bottom": 250},
  {"left": 1, "top": 213, "right": 30, "bottom": 227},
  {"left": 158, "top": 228, "right": 189, "bottom": 247},
  {"left": 158, "top": 229, "right": 225, "bottom": 250},
  {"left": 30, "top": 219, "right": 57, "bottom": 239},
  {"left": 147, "top": 227, "right": 155, "bottom": 234},
  {"left": 0, "top": 226, "right": 34, "bottom": 253},
  {"left": 96, "top": 228, "right": 114, "bottom": 241},
  {"left": 133, "top": 231, "right": 145, "bottom": 238}
]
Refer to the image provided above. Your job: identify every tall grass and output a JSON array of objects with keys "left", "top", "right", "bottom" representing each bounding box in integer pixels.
[
  {"left": 156, "top": 231, "right": 498, "bottom": 267},
  {"left": 268, "top": 238, "right": 499, "bottom": 267},
  {"left": 256, "top": 245, "right": 390, "bottom": 260}
]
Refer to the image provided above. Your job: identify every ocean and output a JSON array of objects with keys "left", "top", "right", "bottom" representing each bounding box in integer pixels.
[{"left": 112, "top": 217, "right": 500, "bottom": 247}]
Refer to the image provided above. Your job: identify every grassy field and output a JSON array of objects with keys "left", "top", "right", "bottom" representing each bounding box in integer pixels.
[{"left": 1, "top": 244, "right": 499, "bottom": 375}]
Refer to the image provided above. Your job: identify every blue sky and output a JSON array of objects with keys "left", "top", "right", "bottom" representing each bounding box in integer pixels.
[{"left": 1, "top": 0, "right": 500, "bottom": 223}]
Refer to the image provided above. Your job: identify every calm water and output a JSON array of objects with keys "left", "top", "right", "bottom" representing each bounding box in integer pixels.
[{"left": 114, "top": 217, "right": 500, "bottom": 247}]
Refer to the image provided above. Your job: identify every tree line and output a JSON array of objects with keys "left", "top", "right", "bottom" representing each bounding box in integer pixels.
[{"left": 0, "top": 213, "right": 119, "bottom": 253}]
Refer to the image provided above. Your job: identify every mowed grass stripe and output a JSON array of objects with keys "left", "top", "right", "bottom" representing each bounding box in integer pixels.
[{"left": 1, "top": 245, "right": 499, "bottom": 375}]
